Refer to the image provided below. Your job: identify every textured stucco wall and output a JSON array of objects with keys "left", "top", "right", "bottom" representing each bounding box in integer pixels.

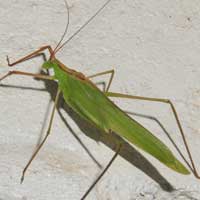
[{"left": 1, "top": 0, "right": 200, "bottom": 199}]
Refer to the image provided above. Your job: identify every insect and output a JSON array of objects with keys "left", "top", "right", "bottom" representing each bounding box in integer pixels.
[{"left": 1, "top": 0, "right": 200, "bottom": 199}]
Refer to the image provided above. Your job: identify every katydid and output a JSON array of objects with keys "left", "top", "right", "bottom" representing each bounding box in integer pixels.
[{"left": 1, "top": 0, "right": 200, "bottom": 199}]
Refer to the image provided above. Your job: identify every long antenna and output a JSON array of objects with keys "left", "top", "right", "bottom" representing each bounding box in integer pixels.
[
  {"left": 53, "top": 0, "right": 70, "bottom": 53},
  {"left": 54, "top": 0, "right": 112, "bottom": 54}
]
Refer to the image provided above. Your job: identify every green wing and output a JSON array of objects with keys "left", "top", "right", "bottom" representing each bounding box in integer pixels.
[{"left": 50, "top": 61, "right": 190, "bottom": 175}]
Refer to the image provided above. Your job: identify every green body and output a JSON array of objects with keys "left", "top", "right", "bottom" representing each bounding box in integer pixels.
[{"left": 43, "top": 59, "right": 190, "bottom": 175}]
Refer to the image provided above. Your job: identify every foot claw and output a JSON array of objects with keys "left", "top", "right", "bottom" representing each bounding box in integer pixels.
[{"left": 20, "top": 174, "right": 24, "bottom": 184}]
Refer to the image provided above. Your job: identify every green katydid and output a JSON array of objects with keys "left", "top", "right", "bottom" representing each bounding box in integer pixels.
[{"left": 0, "top": 0, "right": 200, "bottom": 199}]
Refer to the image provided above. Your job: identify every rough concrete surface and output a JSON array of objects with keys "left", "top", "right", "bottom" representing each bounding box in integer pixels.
[{"left": 0, "top": 0, "right": 200, "bottom": 199}]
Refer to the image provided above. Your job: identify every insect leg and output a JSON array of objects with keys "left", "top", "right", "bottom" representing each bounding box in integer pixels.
[
  {"left": 0, "top": 70, "right": 54, "bottom": 82},
  {"left": 87, "top": 69, "right": 115, "bottom": 92},
  {"left": 105, "top": 91, "right": 200, "bottom": 179},
  {"left": 7, "top": 45, "right": 53, "bottom": 67},
  {"left": 20, "top": 88, "right": 61, "bottom": 183},
  {"left": 81, "top": 140, "right": 121, "bottom": 200}
]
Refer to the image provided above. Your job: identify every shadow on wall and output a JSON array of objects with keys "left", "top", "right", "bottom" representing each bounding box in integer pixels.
[{"left": 39, "top": 73, "right": 174, "bottom": 192}]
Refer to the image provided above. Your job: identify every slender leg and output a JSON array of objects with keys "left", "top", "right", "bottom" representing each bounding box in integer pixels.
[
  {"left": 20, "top": 89, "right": 61, "bottom": 183},
  {"left": 81, "top": 142, "right": 121, "bottom": 200},
  {"left": 105, "top": 91, "right": 200, "bottom": 179},
  {"left": 7, "top": 45, "right": 53, "bottom": 67},
  {"left": 87, "top": 69, "right": 115, "bottom": 92},
  {"left": 0, "top": 70, "right": 54, "bottom": 82}
]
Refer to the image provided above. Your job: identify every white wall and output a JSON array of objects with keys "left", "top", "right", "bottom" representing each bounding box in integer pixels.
[{"left": 0, "top": 0, "right": 200, "bottom": 199}]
